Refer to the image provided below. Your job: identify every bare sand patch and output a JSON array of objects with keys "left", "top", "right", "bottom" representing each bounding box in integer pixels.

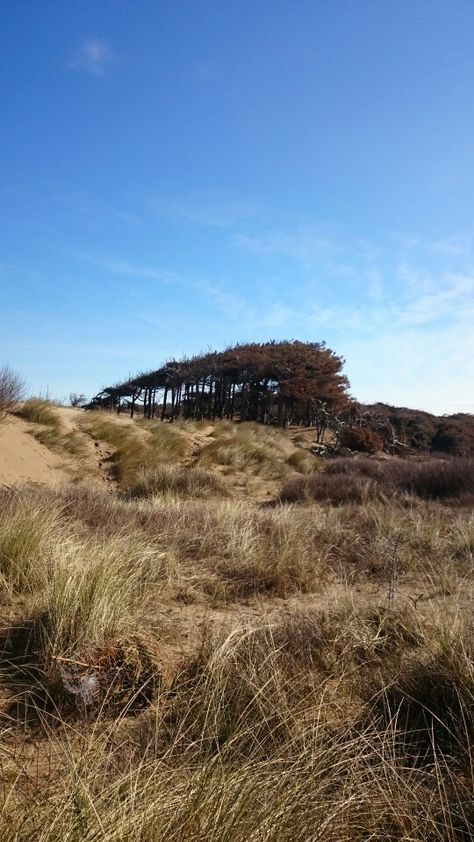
[{"left": 0, "top": 414, "right": 68, "bottom": 488}]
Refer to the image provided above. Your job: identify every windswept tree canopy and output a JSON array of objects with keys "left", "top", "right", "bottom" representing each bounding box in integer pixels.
[{"left": 89, "top": 340, "right": 351, "bottom": 427}]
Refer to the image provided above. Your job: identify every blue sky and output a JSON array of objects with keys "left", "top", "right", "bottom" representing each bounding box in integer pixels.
[{"left": 1, "top": 0, "right": 473, "bottom": 413}]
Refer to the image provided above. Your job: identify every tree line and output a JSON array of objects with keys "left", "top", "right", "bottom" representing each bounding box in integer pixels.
[{"left": 88, "top": 340, "right": 351, "bottom": 429}]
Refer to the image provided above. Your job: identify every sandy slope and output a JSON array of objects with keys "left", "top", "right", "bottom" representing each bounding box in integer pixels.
[
  {"left": 0, "top": 407, "right": 114, "bottom": 489},
  {"left": 0, "top": 414, "right": 69, "bottom": 488},
  {"left": 0, "top": 406, "right": 319, "bottom": 494}
]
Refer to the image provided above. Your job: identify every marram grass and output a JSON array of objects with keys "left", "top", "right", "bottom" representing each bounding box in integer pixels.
[{"left": 0, "top": 476, "right": 472, "bottom": 841}]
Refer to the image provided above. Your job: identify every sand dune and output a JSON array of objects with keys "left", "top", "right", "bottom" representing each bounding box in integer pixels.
[{"left": 0, "top": 413, "right": 69, "bottom": 488}]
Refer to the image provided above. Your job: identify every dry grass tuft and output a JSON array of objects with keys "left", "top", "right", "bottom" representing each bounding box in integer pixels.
[
  {"left": 195, "top": 421, "right": 292, "bottom": 480},
  {"left": 285, "top": 448, "right": 319, "bottom": 474},
  {"left": 82, "top": 413, "right": 191, "bottom": 488},
  {"left": 0, "top": 492, "right": 61, "bottom": 595},
  {"left": 146, "top": 500, "right": 331, "bottom": 599},
  {"left": 16, "top": 398, "right": 60, "bottom": 428},
  {"left": 165, "top": 625, "right": 305, "bottom": 759},
  {"left": 365, "top": 619, "right": 474, "bottom": 770},
  {"left": 127, "top": 463, "right": 230, "bottom": 499},
  {"left": 14, "top": 399, "right": 90, "bottom": 462},
  {"left": 138, "top": 418, "right": 191, "bottom": 460}
]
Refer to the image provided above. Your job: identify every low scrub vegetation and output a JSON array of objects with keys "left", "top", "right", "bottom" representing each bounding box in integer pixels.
[
  {"left": 365, "top": 402, "right": 474, "bottom": 455},
  {"left": 281, "top": 455, "right": 474, "bottom": 504}
]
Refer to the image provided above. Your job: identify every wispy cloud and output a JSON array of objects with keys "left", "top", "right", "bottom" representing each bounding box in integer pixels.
[
  {"left": 246, "top": 237, "right": 474, "bottom": 412},
  {"left": 76, "top": 251, "right": 253, "bottom": 320},
  {"left": 3, "top": 342, "right": 144, "bottom": 357},
  {"left": 235, "top": 227, "right": 339, "bottom": 263},
  {"left": 150, "top": 196, "right": 270, "bottom": 228},
  {"left": 59, "top": 194, "right": 141, "bottom": 227},
  {"left": 428, "top": 234, "right": 471, "bottom": 257},
  {"left": 69, "top": 37, "right": 113, "bottom": 76},
  {"left": 76, "top": 253, "right": 178, "bottom": 283},
  {"left": 70, "top": 218, "right": 474, "bottom": 414},
  {"left": 195, "top": 278, "right": 252, "bottom": 319},
  {"left": 393, "top": 271, "right": 474, "bottom": 327}
]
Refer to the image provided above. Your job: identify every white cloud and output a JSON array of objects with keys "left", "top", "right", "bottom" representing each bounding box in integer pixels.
[{"left": 69, "top": 37, "right": 113, "bottom": 76}]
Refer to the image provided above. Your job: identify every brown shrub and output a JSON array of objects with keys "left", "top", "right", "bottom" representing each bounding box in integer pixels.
[
  {"left": 280, "top": 456, "right": 474, "bottom": 503},
  {"left": 280, "top": 470, "right": 379, "bottom": 504},
  {"left": 391, "top": 457, "right": 474, "bottom": 500},
  {"left": 339, "top": 426, "right": 384, "bottom": 453}
]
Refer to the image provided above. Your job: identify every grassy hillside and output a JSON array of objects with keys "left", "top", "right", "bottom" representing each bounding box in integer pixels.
[{"left": 0, "top": 407, "right": 473, "bottom": 839}]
